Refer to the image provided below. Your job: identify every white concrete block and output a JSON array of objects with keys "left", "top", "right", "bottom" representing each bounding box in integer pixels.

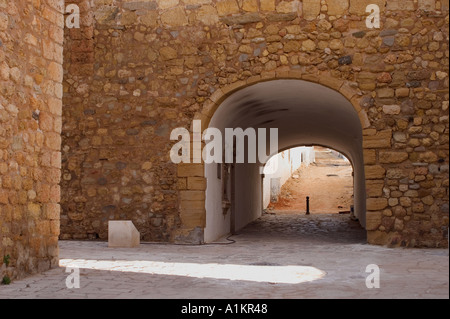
[{"left": 108, "top": 221, "right": 140, "bottom": 248}]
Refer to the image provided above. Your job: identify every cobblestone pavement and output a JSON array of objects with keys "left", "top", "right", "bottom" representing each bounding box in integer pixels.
[{"left": 0, "top": 214, "right": 448, "bottom": 299}]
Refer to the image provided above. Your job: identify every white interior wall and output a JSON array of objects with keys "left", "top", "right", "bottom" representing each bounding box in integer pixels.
[
  {"left": 234, "top": 162, "right": 262, "bottom": 233},
  {"left": 204, "top": 162, "right": 230, "bottom": 243}
]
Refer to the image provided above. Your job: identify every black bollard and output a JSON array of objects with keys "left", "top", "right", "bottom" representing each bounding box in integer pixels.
[{"left": 306, "top": 196, "right": 310, "bottom": 215}]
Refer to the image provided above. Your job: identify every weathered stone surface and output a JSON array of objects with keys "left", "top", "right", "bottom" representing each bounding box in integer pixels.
[
  {"left": 365, "top": 165, "right": 387, "bottom": 179},
  {"left": 1, "top": 0, "right": 63, "bottom": 281},
  {"left": 221, "top": 12, "right": 262, "bottom": 25},
  {"left": 363, "top": 130, "right": 392, "bottom": 149},
  {"left": 217, "top": 0, "right": 240, "bottom": 16},
  {"left": 260, "top": 0, "right": 276, "bottom": 11},
  {"left": 338, "top": 55, "right": 352, "bottom": 65},
  {"left": 366, "top": 211, "right": 382, "bottom": 230},
  {"left": 160, "top": 46, "right": 178, "bottom": 60},
  {"left": 161, "top": 7, "right": 188, "bottom": 26},
  {"left": 0, "top": 12, "right": 8, "bottom": 31},
  {"left": 366, "top": 180, "right": 385, "bottom": 197},
  {"left": 326, "top": 0, "right": 349, "bottom": 16},
  {"left": 276, "top": 1, "right": 300, "bottom": 14},
  {"left": 242, "top": 0, "right": 258, "bottom": 12},
  {"left": 367, "top": 198, "right": 389, "bottom": 211},
  {"left": 349, "top": 0, "right": 386, "bottom": 15},
  {"left": 303, "top": 0, "right": 321, "bottom": 20},
  {"left": 408, "top": 70, "right": 432, "bottom": 81},
  {"left": 387, "top": 0, "right": 415, "bottom": 11},
  {"left": 363, "top": 149, "right": 376, "bottom": 165},
  {"left": 418, "top": 0, "right": 436, "bottom": 11},
  {"left": 196, "top": 5, "right": 219, "bottom": 25},
  {"left": 383, "top": 105, "right": 401, "bottom": 115},
  {"left": 302, "top": 39, "right": 317, "bottom": 51},
  {"left": 377, "top": 72, "right": 392, "bottom": 83},
  {"left": 57, "top": 0, "right": 450, "bottom": 253},
  {"left": 157, "top": 0, "right": 179, "bottom": 10},
  {"left": 379, "top": 152, "right": 409, "bottom": 164},
  {"left": 123, "top": 1, "right": 157, "bottom": 11},
  {"left": 266, "top": 12, "right": 297, "bottom": 21}
]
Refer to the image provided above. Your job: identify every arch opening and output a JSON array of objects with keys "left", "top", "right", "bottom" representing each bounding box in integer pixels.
[
  {"left": 264, "top": 146, "right": 355, "bottom": 216},
  {"left": 204, "top": 80, "right": 366, "bottom": 243}
]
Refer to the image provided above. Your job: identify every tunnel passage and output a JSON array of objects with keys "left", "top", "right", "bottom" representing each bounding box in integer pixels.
[{"left": 204, "top": 80, "right": 366, "bottom": 243}]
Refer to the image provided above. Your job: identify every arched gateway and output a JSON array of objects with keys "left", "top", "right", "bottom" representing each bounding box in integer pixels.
[
  {"left": 202, "top": 79, "right": 366, "bottom": 242},
  {"left": 2, "top": 0, "right": 448, "bottom": 282},
  {"left": 60, "top": 0, "right": 449, "bottom": 250}
]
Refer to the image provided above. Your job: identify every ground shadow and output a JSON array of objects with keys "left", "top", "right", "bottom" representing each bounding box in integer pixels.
[{"left": 236, "top": 213, "right": 367, "bottom": 246}]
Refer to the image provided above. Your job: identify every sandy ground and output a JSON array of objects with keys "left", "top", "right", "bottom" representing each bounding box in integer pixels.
[{"left": 268, "top": 147, "right": 354, "bottom": 214}]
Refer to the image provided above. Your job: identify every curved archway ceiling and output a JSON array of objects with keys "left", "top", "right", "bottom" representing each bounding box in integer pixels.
[{"left": 210, "top": 80, "right": 363, "bottom": 163}]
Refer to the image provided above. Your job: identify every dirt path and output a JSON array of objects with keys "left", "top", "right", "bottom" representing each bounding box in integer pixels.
[{"left": 268, "top": 147, "right": 354, "bottom": 214}]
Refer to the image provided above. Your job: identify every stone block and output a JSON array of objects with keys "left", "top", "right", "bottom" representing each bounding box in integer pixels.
[
  {"left": 366, "top": 180, "right": 385, "bottom": 197},
  {"left": 177, "top": 164, "right": 204, "bottom": 177},
  {"left": 365, "top": 165, "right": 386, "bottom": 179},
  {"left": 160, "top": 7, "right": 188, "bottom": 27},
  {"left": 108, "top": 221, "right": 140, "bottom": 248},
  {"left": 386, "top": 168, "right": 407, "bottom": 179},
  {"left": 382, "top": 105, "right": 401, "bottom": 115},
  {"left": 326, "top": 0, "right": 349, "bottom": 16},
  {"left": 159, "top": 47, "right": 178, "bottom": 60},
  {"left": 183, "top": 0, "right": 213, "bottom": 4},
  {"left": 418, "top": 0, "right": 436, "bottom": 11},
  {"left": 303, "top": 0, "right": 321, "bottom": 20},
  {"left": 363, "top": 149, "right": 376, "bottom": 164},
  {"left": 180, "top": 208, "right": 206, "bottom": 228},
  {"left": 180, "top": 200, "right": 206, "bottom": 210},
  {"left": 366, "top": 211, "right": 382, "bottom": 230},
  {"left": 367, "top": 198, "right": 388, "bottom": 211},
  {"left": 379, "top": 151, "right": 409, "bottom": 164},
  {"left": 180, "top": 191, "right": 206, "bottom": 201},
  {"left": 0, "top": 12, "right": 8, "bottom": 31},
  {"left": 358, "top": 110, "right": 371, "bottom": 129},
  {"left": 217, "top": 0, "right": 240, "bottom": 16},
  {"left": 260, "top": 0, "right": 276, "bottom": 11},
  {"left": 363, "top": 130, "right": 392, "bottom": 148},
  {"left": 276, "top": 1, "right": 300, "bottom": 13},
  {"left": 349, "top": 0, "right": 386, "bottom": 15},
  {"left": 395, "top": 88, "right": 410, "bottom": 98},
  {"left": 187, "top": 177, "right": 207, "bottom": 190},
  {"left": 123, "top": 1, "right": 158, "bottom": 11},
  {"left": 243, "top": 0, "right": 259, "bottom": 12},
  {"left": 377, "top": 88, "right": 395, "bottom": 98},
  {"left": 196, "top": 5, "right": 219, "bottom": 25},
  {"left": 157, "top": 0, "right": 179, "bottom": 10}
]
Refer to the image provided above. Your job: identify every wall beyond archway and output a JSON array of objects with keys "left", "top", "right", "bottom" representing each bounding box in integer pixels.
[
  {"left": 262, "top": 146, "right": 315, "bottom": 209},
  {"left": 203, "top": 79, "right": 366, "bottom": 243}
]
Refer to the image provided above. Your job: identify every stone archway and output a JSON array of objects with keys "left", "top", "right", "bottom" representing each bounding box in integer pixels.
[
  {"left": 177, "top": 75, "right": 370, "bottom": 243},
  {"left": 60, "top": 0, "right": 449, "bottom": 249}
]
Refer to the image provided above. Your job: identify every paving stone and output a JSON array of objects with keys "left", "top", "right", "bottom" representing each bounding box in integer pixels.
[{"left": 1, "top": 214, "right": 448, "bottom": 299}]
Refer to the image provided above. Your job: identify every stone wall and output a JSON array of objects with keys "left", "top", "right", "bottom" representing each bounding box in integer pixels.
[
  {"left": 62, "top": 0, "right": 449, "bottom": 247},
  {"left": 0, "top": 0, "right": 63, "bottom": 280}
]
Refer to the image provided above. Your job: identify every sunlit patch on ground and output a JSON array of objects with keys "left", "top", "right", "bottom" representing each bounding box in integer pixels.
[{"left": 60, "top": 259, "right": 326, "bottom": 284}]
